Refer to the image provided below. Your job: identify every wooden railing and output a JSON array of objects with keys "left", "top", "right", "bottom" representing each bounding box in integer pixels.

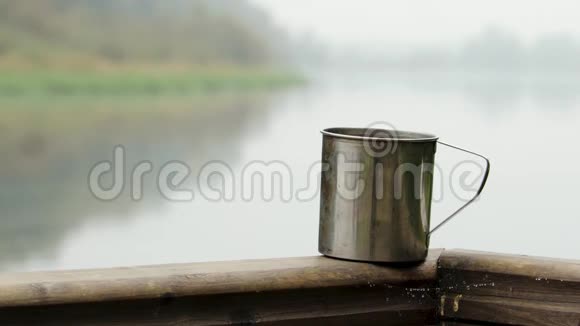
[
  {"left": 0, "top": 249, "right": 578, "bottom": 325},
  {"left": 438, "top": 250, "right": 580, "bottom": 325}
]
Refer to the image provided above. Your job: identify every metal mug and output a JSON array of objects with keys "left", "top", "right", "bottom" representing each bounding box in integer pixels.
[{"left": 318, "top": 127, "right": 490, "bottom": 262}]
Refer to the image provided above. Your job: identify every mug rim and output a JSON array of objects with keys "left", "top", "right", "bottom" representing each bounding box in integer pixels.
[{"left": 321, "top": 127, "right": 438, "bottom": 142}]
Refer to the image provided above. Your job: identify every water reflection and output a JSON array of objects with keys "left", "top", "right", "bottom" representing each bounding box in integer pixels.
[
  {"left": 1, "top": 71, "right": 579, "bottom": 272},
  {"left": 322, "top": 69, "right": 580, "bottom": 110},
  {"left": 0, "top": 93, "right": 274, "bottom": 270}
]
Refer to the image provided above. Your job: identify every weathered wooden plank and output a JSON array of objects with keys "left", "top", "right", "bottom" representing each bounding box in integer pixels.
[
  {"left": 0, "top": 251, "right": 442, "bottom": 325},
  {"left": 0, "top": 290, "right": 435, "bottom": 325},
  {"left": 439, "top": 249, "right": 580, "bottom": 283},
  {"left": 0, "top": 251, "right": 442, "bottom": 307},
  {"left": 3, "top": 249, "right": 579, "bottom": 325},
  {"left": 439, "top": 249, "right": 580, "bottom": 304},
  {"left": 438, "top": 250, "right": 580, "bottom": 326},
  {"left": 439, "top": 268, "right": 580, "bottom": 304},
  {"left": 440, "top": 294, "right": 580, "bottom": 326}
]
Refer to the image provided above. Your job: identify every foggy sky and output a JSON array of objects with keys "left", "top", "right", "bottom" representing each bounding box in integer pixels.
[{"left": 249, "top": 0, "right": 580, "bottom": 46}]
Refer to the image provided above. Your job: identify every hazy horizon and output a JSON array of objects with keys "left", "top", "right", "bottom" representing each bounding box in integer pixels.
[{"left": 250, "top": 0, "right": 580, "bottom": 48}]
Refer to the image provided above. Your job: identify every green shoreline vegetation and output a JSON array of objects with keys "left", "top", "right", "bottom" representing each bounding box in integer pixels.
[
  {"left": 0, "top": 1, "right": 304, "bottom": 98},
  {"left": 0, "top": 68, "right": 304, "bottom": 97}
]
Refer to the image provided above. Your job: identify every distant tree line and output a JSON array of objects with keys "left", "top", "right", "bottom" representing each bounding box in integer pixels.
[
  {"left": 330, "top": 27, "right": 580, "bottom": 73},
  {"left": 0, "top": 0, "right": 289, "bottom": 67}
]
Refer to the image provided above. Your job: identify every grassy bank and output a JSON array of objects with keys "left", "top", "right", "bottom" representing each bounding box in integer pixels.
[{"left": 0, "top": 68, "right": 304, "bottom": 96}]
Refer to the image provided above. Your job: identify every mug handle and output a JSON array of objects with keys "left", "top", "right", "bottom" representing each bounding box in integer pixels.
[{"left": 428, "top": 141, "right": 490, "bottom": 235}]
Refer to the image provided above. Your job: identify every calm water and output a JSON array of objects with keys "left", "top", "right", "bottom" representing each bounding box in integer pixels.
[{"left": 1, "top": 70, "right": 579, "bottom": 272}]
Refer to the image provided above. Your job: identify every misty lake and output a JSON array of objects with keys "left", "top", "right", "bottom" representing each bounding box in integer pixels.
[{"left": 1, "top": 70, "right": 579, "bottom": 272}]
